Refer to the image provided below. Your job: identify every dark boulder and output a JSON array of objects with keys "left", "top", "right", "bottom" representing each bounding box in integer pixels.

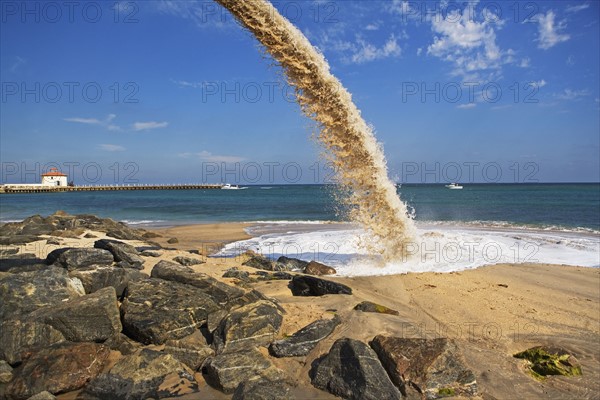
[
  {"left": 354, "top": 301, "right": 399, "bottom": 316},
  {"left": 256, "top": 271, "right": 294, "bottom": 281},
  {"left": 103, "top": 333, "right": 140, "bottom": 356},
  {"left": 1, "top": 212, "right": 148, "bottom": 242},
  {"left": 304, "top": 261, "right": 336, "bottom": 276},
  {"left": 232, "top": 378, "right": 295, "bottom": 400},
  {"left": 5, "top": 342, "right": 110, "bottom": 399},
  {"left": 31, "top": 287, "right": 122, "bottom": 342},
  {"left": 289, "top": 275, "right": 352, "bottom": 296},
  {"left": 0, "top": 320, "right": 66, "bottom": 365},
  {"left": 311, "top": 338, "right": 402, "bottom": 400},
  {"left": 203, "top": 347, "right": 284, "bottom": 394},
  {"left": 242, "top": 253, "right": 277, "bottom": 271},
  {"left": 140, "top": 250, "right": 161, "bottom": 257},
  {"left": 80, "top": 349, "right": 197, "bottom": 400},
  {"left": 370, "top": 335, "right": 478, "bottom": 398},
  {"left": 276, "top": 256, "right": 308, "bottom": 271},
  {"left": 0, "top": 267, "right": 83, "bottom": 322},
  {"left": 151, "top": 260, "right": 244, "bottom": 304},
  {"left": 121, "top": 278, "right": 221, "bottom": 345},
  {"left": 223, "top": 267, "right": 250, "bottom": 281},
  {"left": 0, "top": 235, "right": 43, "bottom": 245},
  {"left": 51, "top": 248, "right": 114, "bottom": 271},
  {"left": 94, "top": 239, "right": 144, "bottom": 267},
  {"left": 69, "top": 266, "right": 148, "bottom": 296},
  {"left": 173, "top": 256, "right": 205, "bottom": 266},
  {"left": 214, "top": 300, "right": 283, "bottom": 352},
  {"left": 269, "top": 315, "right": 340, "bottom": 357},
  {"left": 167, "top": 237, "right": 179, "bottom": 244},
  {"left": 164, "top": 331, "right": 214, "bottom": 371},
  {"left": 0, "top": 254, "right": 47, "bottom": 273}
]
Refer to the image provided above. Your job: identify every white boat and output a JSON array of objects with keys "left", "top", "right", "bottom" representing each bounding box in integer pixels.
[
  {"left": 445, "top": 183, "right": 463, "bottom": 189},
  {"left": 221, "top": 184, "right": 248, "bottom": 190}
]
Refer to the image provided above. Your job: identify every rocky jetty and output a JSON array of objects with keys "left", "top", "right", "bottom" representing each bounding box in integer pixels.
[{"left": 0, "top": 212, "right": 486, "bottom": 399}]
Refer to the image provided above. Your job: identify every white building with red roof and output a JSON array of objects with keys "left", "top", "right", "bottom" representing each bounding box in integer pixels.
[{"left": 41, "top": 168, "right": 68, "bottom": 186}]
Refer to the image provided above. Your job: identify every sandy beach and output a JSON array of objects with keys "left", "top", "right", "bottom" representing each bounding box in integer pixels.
[
  {"left": 141, "top": 223, "right": 600, "bottom": 399},
  {"left": 3, "top": 218, "right": 598, "bottom": 399}
]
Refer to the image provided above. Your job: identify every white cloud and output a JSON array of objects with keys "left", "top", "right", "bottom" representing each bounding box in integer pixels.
[
  {"left": 171, "top": 78, "right": 203, "bottom": 88},
  {"left": 565, "top": 4, "right": 590, "bottom": 13},
  {"left": 416, "top": 47, "right": 423, "bottom": 56},
  {"left": 365, "top": 23, "right": 379, "bottom": 31},
  {"left": 64, "top": 117, "right": 103, "bottom": 125},
  {"left": 179, "top": 151, "right": 245, "bottom": 163},
  {"left": 64, "top": 114, "right": 121, "bottom": 131},
  {"left": 132, "top": 121, "right": 168, "bottom": 131},
  {"left": 99, "top": 144, "right": 125, "bottom": 152},
  {"left": 534, "top": 79, "right": 547, "bottom": 88},
  {"left": 536, "top": 10, "right": 570, "bottom": 50},
  {"left": 351, "top": 34, "right": 401, "bottom": 64},
  {"left": 457, "top": 103, "right": 476, "bottom": 109},
  {"left": 426, "top": 5, "right": 509, "bottom": 80},
  {"left": 555, "top": 88, "right": 590, "bottom": 100},
  {"left": 519, "top": 58, "right": 531, "bottom": 68}
]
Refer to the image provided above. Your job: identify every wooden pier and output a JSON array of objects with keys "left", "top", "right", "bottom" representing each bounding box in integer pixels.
[{"left": 0, "top": 184, "right": 223, "bottom": 194}]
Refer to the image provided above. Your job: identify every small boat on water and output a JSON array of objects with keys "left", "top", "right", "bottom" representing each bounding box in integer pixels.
[
  {"left": 445, "top": 183, "right": 463, "bottom": 190},
  {"left": 221, "top": 184, "right": 248, "bottom": 190}
]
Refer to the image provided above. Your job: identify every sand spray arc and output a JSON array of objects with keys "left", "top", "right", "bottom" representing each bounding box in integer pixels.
[{"left": 215, "top": 0, "right": 416, "bottom": 261}]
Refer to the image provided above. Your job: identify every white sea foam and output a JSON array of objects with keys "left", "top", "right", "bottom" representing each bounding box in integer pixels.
[{"left": 216, "top": 223, "right": 600, "bottom": 276}]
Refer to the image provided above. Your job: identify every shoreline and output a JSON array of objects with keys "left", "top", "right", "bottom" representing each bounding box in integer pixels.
[{"left": 145, "top": 221, "right": 600, "bottom": 273}]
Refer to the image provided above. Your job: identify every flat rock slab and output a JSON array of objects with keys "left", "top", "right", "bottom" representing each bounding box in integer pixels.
[
  {"left": 151, "top": 260, "right": 244, "bottom": 304},
  {"left": 204, "top": 347, "right": 284, "bottom": 394},
  {"left": 289, "top": 275, "right": 352, "bottom": 296},
  {"left": 50, "top": 248, "right": 114, "bottom": 270},
  {"left": 0, "top": 267, "right": 83, "bottom": 322},
  {"left": 5, "top": 342, "right": 110, "bottom": 399},
  {"left": 0, "top": 320, "right": 66, "bottom": 365},
  {"left": 242, "top": 253, "right": 278, "bottom": 271},
  {"left": 311, "top": 338, "right": 402, "bottom": 400},
  {"left": 31, "top": 286, "right": 122, "bottom": 342},
  {"left": 269, "top": 315, "right": 340, "bottom": 357},
  {"left": 370, "top": 335, "right": 478, "bottom": 399},
  {"left": 80, "top": 348, "right": 197, "bottom": 399},
  {"left": 215, "top": 300, "right": 283, "bottom": 352},
  {"left": 173, "top": 256, "right": 205, "bottom": 266},
  {"left": 94, "top": 239, "right": 144, "bottom": 268},
  {"left": 69, "top": 266, "right": 148, "bottom": 297},
  {"left": 121, "top": 278, "right": 221, "bottom": 345}
]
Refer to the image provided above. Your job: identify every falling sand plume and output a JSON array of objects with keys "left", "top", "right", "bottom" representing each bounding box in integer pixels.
[{"left": 216, "top": 0, "right": 416, "bottom": 261}]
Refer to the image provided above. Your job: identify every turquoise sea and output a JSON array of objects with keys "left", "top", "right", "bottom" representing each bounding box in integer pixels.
[{"left": 1, "top": 183, "right": 598, "bottom": 232}]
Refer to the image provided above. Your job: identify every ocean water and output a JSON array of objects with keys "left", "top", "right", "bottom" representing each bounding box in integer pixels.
[{"left": 1, "top": 183, "right": 599, "bottom": 274}]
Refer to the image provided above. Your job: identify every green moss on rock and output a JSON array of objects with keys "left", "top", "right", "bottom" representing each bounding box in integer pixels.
[{"left": 514, "top": 346, "right": 582, "bottom": 380}]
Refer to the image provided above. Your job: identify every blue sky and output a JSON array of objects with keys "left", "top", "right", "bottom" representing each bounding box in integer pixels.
[{"left": 1, "top": 0, "right": 598, "bottom": 184}]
